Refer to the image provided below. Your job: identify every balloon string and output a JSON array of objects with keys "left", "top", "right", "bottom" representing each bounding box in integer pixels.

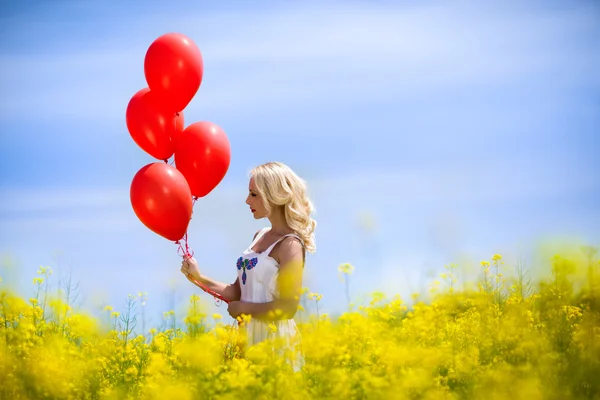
[
  {"left": 176, "top": 233, "right": 193, "bottom": 257},
  {"left": 177, "top": 195, "right": 228, "bottom": 305},
  {"left": 185, "top": 273, "right": 230, "bottom": 305},
  {"left": 175, "top": 196, "right": 198, "bottom": 257},
  {"left": 177, "top": 239, "right": 229, "bottom": 305}
]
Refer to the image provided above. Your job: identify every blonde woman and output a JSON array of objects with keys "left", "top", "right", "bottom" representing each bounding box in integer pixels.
[{"left": 180, "top": 161, "right": 316, "bottom": 367}]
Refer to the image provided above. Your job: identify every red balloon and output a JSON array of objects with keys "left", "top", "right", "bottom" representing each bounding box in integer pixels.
[
  {"left": 126, "top": 88, "right": 184, "bottom": 161},
  {"left": 144, "top": 33, "right": 203, "bottom": 113},
  {"left": 174, "top": 121, "right": 231, "bottom": 198},
  {"left": 130, "top": 162, "right": 193, "bottom": 241}
]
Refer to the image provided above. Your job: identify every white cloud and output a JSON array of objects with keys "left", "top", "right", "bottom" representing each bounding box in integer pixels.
[
  {"left": 1, "top": 159, "right": 595, "bottom": 267},
  {"left": 1, "top": 156, "right": 595, "bottom": 234},
  {"left": 0, "top": 187, "right": 125, "bottom": 214},
  {"left": 310, "top": 160, "right": 597, "bottom": 204},
  {"left": 0, "top": 213, "right": 136, "bottom": 234},
  {"left": 1, "top": 1, "right": 598, "bottom": 121}
]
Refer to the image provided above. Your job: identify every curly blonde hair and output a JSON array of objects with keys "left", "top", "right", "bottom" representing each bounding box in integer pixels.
[{"left": 250, "top": 161, "right": 317, "bottom": 254}]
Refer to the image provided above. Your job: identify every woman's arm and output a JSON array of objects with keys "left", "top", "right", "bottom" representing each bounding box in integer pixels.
[
  {"left": 182, "top": 257, "right": 241, "bottom": 302},
  {"left": 191, "top": 273, "right": 242, "bottom": 302},
  {"left": 229, "top": 237, "right": 304, "bottom": 320},
  {"left": 182, "top": 230, "right": 262, "bottom": 303}
]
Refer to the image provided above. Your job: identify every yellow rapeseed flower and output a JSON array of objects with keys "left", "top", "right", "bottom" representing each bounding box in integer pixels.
[
  {"left": 338, "top": 263, "right": 355, "bottom": 275},
  {"left": 1, "top": 248, "right": 597, "bottom": 399},
  {"left": 268, "top": 322, "right": 277, "bottom": 333},
  {"left": 308, "top": 292, "right": 323, "bottom": 301}
]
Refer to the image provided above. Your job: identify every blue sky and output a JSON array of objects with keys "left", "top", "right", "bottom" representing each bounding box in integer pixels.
[{"left": 1, "top": 0, "right": 599, "bottom": 329}]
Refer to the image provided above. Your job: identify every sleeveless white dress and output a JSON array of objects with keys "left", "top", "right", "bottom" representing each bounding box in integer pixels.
[{"left": 236, "top": 227, "right": 305, "bottom": 370}]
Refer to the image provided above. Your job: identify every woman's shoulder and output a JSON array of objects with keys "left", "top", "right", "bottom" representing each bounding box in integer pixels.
[
  {"left": 273, "top": 235, "right": 306, "bottom": 267},
  {"left": 279, "top": 235, "right": 304, "bottom": 250},
  {"left": 275, "top": 233, "right": 305, "bottom": 256}
]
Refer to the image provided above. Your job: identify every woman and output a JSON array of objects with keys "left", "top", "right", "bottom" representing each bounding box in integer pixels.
[{"left": 180, "top": 161, "right": 316, "bottom": 367}]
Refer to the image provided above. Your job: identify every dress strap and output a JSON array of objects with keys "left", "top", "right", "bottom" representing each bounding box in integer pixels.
[{"left": 264, "top": 233, "right": 304, "bottom": 256}]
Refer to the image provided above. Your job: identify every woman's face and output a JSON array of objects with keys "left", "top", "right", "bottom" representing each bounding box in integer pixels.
[{"left": 246, "top": 177, "right": 268, "bottom": 219}]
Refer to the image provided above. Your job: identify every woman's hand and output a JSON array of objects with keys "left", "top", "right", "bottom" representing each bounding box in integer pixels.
[{"left": 181, "top": 256, "right": 202, "bottom": 281}]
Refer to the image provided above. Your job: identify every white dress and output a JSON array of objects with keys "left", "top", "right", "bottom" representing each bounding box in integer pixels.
[{"left": 236, "top": 227, "right": 305, "bottom": 370}]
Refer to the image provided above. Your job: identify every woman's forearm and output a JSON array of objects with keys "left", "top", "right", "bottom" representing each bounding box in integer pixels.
[{"left": 190, "top": 274, "right": 240, "bottom": 302}]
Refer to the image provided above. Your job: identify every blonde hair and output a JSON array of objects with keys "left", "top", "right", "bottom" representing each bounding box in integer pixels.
[{"left": 250, "top": 161, "right": 317, "bottom": 254}]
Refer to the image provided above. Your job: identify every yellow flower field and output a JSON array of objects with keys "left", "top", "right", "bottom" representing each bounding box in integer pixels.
[{"left": 1, "top": 248, "right": 599, "bottom": 399}]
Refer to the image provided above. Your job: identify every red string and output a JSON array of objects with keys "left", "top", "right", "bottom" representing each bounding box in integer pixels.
[
  {"left": 175, "top": 196, "right": 198, "bottom": 257},
  {"left": 176, "top": 232, "right": 194, "bottom": 258},
  {"left": 176, "top": 196, "right": 229, "bottom": 305},
  {"left": 185, "top": 273, "right": 230, "bottom": 305}
]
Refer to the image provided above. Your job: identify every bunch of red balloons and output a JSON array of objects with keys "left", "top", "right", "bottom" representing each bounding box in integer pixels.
[{"left": 126, "top": 33, "right": 231, "bottom": 247}]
